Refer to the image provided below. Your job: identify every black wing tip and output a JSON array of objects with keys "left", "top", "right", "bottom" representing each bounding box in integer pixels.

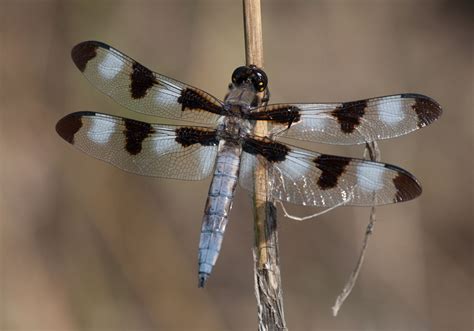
[
  {"left": 384, "top": 163, "right": 422, "bottom": 202},
  {"left": 71, "top": 40, "right": 111, "bottom": 72},
  {"left": 56, "top": 112, "right": 87, "bottom": 144},
  {"left": 400, "top": 93, "right": 443, "bottom": 127}
]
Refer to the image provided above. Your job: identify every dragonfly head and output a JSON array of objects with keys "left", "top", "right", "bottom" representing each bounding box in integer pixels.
[{"left": 231, "top": 65, "right": 268, "bottom": 92}]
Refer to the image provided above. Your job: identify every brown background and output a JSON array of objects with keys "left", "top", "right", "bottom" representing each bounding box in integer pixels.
[{"left": 1, "top": 1, "right": 472, "bottom": 330}]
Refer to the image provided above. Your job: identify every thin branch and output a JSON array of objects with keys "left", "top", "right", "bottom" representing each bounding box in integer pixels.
[
  {"left": 243, "top": 0, "right": 264, "bottom": 67},
  {"left": 332, "top": 141, "right": 380, "bottom": 316},
  {"left": 243, "top": 0, "right": 287, "bottom": 330}
]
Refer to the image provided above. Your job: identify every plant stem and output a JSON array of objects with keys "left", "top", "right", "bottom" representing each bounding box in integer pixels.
[{"left": 243, "top": 1, "right": 287, "bottom": 330}]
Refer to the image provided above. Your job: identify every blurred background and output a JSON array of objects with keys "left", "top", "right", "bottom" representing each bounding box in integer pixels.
[{"left": 1, "top": 1, "right": 472, "bottom": 330}]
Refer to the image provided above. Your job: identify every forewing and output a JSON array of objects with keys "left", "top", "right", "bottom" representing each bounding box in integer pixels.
[
  {"left": 71, "top": 41, "right": 225, "bottom": 124},
  {"left": 248, "top": 94, "right": 442, "bottom": 145},
  {"left": 239, "top": 137, "right": 421, "bottom": 207},
  {"left": 56, "top": 112, "right": 219, "bottom": 180}
]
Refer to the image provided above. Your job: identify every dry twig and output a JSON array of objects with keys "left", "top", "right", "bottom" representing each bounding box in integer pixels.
[
  {"left": 332, "top": 141, "right": 380, "bottom": 316},
  {"left": 243, "top": 0, "right": 287, "bottom": 329}
]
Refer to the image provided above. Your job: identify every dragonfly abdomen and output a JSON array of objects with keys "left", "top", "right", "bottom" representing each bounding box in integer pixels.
[{"left": 198, "top": 140, "right": 242, "bottom": 287}]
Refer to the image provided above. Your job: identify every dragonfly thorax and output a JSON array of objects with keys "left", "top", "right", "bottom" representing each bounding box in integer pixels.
[
  {"left": 216, "top": 115, "right": 253, "bottom": 143},
  {"left": 223, "top": 83, "right": 259, "bottom": 114}
]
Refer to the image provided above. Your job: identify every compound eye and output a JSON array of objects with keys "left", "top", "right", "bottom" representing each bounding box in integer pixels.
[
  {"left": 253, "top": 69, "right": 268, "bottom": 92},
  {"left": 231, "top": 66, "right": 249, "bottom": 85}
]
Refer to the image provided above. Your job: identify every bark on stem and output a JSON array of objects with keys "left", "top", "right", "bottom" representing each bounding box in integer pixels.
[{"left": 243, "top": 0, "right": 287, "bottom": 330}]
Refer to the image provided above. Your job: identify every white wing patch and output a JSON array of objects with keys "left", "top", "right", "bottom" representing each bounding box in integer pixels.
[
  {"left": 98, "top": 49, "right": 124, "bottom": 80},
  {"left": 154, "top": 86, "right": 179, "bottom": 108},
  {"left": 356, "top": 163, "right": 385, "bottom": 192},
  {"left": 299, "top": 114, "right": 327, "bottom": 133},
  {"left": 87, "top": 115, "right": 116, "bottom": 144},
  {"left": 297, "top": 104, "right": 332, "bottom": 133},
  {"left": 198, "top": 146, "right": 218, "bottom": 171},
  {"left": 154, "top": 136, "right": 178, "bottom": 155},
  {"left": 374, "top": 96, "right": 405, "bottom": 125}
]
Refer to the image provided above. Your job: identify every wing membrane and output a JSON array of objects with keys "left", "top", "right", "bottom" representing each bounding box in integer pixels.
[
  {"left": 71, "top": 41, "right": 225, "bottom": 124},
  {"left": 56, "top": 112, "right": 219, "bottom": 180},
  {"left": 239, "top": 137, "right": 421, "bottom": 207},
  {"left": 248, "top": 94, "right": 442, "bottom": 145}
]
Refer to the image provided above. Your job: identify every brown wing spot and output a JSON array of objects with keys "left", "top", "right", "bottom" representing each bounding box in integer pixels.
[
  {"left": 130, "top": 62, "right": 157, "bottom": 99},
  {"left": 175, "top": 128, "right": 219, "bottom": 147},
  {"left": 402, "top": 94, "right": 442, "bottom": 128},
  {"left": 331, "top": 100, "right": 367, "bottom": 134},
  {"left": 242, "top": 138, "right": 289, "bottom": 163},
  {"left": 177, "top": 88, "right": 224, "bottom": 115},
  {"left": 56, "top": 113, "right": 85, "bottom": 144},
  {"left": 314, "top": 155, "right": 351, "bottom": 190},
  {"left": 123, "top": 119, "right": 155, "bottom": 155},
  {"left": 247, "top": 105, "right": 301, "bottom": 127},
  {"left": 71, "top": 41, "right": 99, "bottom": 72},
  {"left": 389, "top": 166, "right": 422, "bottom": 202}
]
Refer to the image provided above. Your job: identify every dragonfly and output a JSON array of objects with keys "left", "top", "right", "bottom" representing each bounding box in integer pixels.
[{"left": 56, "top": 41, "right": 442, "bottom": 287}]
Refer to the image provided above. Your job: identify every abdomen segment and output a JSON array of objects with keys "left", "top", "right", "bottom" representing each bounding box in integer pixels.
[{"left": 198, "top": 140, "right": 241, "bottom": 287}]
